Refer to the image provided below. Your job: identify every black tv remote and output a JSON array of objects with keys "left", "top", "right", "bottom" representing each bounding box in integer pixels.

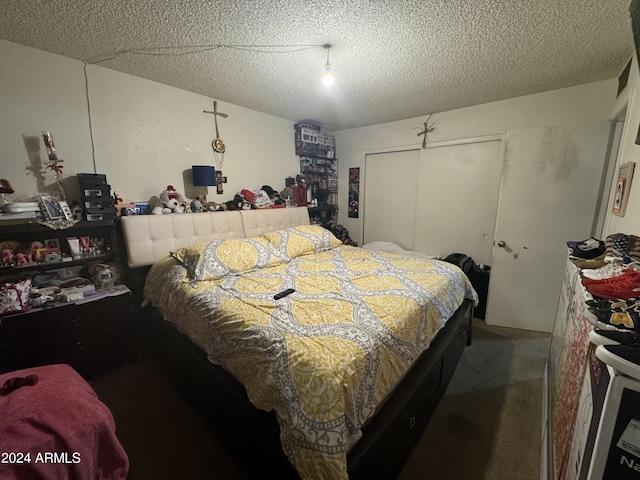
[{"left": 274, "top": 288, "right": 295, "bottom": 300}]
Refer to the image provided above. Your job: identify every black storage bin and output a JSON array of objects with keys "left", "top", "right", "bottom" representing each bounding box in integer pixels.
[{"left": 77, "top": 173, "right": 107, "bottom": 186}]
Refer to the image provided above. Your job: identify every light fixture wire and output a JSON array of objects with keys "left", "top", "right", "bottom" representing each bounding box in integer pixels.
[
  {"left": 322, "top": 44, "right": 335, "bottom": 86},
  {"left": 86, "top": 44, "right": 327, "bottom": 64}
]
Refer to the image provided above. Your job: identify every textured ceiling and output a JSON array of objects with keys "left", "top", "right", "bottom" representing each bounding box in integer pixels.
[{"left": 0, "top": 0, "right": 634, "bottom": 131}]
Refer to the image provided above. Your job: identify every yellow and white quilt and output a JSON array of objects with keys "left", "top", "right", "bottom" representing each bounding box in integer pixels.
[{"left": 144, "top": 225, "right": 477, "bottom": 479}]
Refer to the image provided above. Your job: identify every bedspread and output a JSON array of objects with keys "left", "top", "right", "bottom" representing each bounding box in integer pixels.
[
  {"left": 144, "top": 238, "right": 477, "bottom": 479},
  {"left": 0, "top": 364, "right": 128, "bottom": 480}
]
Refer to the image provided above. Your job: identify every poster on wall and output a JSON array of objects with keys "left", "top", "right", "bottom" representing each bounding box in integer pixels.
[
  {"left": 348, "top": 167, "right": 360, "bottom": 218},
  {"left": 612, "top": 162, "right": 635, "bottom": 217}
]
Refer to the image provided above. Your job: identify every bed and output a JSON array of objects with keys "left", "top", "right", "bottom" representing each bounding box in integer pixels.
[{"left": 120, "top": 207, "right": 477, "bottom": 479}]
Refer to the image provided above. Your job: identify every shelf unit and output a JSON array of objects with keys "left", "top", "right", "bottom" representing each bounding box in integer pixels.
[
  {"left": 0, "top": 218, "right": 135, "bottom": 377},
  {"left": 0, "top": 219, "right": 118, "bottom": 276},
  {"left": 300, "top": 156, "right": 338, "bottom": 225}
]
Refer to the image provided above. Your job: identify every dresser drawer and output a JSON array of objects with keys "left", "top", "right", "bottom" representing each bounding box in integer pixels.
[
  {"left": 441, "top": 314, "right": 470, "bottom": 384},
  {"left": 0, "top": 290, "right": 133, "bottom": 376}
]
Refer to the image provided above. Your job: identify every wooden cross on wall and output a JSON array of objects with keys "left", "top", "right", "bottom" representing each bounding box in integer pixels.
[{"left": 216, "top": 171, "right": 227, "bottom": 194}]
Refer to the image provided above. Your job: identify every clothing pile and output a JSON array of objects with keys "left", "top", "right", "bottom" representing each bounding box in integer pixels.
[{"left": 321, "top": 223, "right": 357, "bottom": 246}]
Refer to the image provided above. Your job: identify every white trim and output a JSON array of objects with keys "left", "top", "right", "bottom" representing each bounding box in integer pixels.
[
  {"left": 362, "top": 133, "right": 504, "bottom": 156},
  {"left": 425, "top": 133, "right": 503, "bottom": 149}
]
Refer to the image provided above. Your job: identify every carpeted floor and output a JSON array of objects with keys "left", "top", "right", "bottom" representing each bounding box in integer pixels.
[
  {"left": 397, "top": 319, "right": 551, "bottom": 480},
  {"left": 90, "top": 318, "right": 550, "bottom": 479}
]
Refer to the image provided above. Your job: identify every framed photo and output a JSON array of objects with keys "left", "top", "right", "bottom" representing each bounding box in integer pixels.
[
  {"left": 59, "top": 200, "right": 74, "bottom": 220},
  {"left": 612, "top": 162, "right": 635, "bottom": 217},
  {"left": 37, "top": 193, "right": 64, "bottom": 220},
  {"left": 44, "top": 238, "right": 61, "bottom": 251}
]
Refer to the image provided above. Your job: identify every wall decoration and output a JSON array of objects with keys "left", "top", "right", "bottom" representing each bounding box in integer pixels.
[
  {"left": 612, "top": 162, "right": 635, "bottom": 216},
  {"left": 42, "top": 131, "right": 66, "bottom": 196},
  {"left": 348, "top": 167, "right": 360, "bottom": 218},
  {"left": 414, "top": 114, "right": 436, "bottom": 149},
  {"left": 203, "top": 101, "right": 228, "bottom": 169},
  {"left": 216, "top": 171, "right": 228, "bottom": 195}
]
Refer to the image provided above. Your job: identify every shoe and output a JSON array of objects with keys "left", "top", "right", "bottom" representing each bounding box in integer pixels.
[
  {"left": 584, "top": 270, "right": 640, "bottom": 299},
  {"left": 582, "top": 267, "right": 640, "bottom": 285},
  {"left": 595, "top": 344, "right": 640, "bottom": 381},
  {"left": 588, "top": 306, "right": 640, "bottom": 331},
  {"left": 589, "top": 329, "right": 640, "bottom": 346},
  {"left": 572, "top": 252, "right": 607, "bottom": 269},
  {"left": 569, "top": 238, "right": 605, "bottom": 259},
  {"left": 581, "top": 261, "right": 627, "bottom": 280},
  {"left": 586, "top": 298, "right": 640, "bottom": 312}
]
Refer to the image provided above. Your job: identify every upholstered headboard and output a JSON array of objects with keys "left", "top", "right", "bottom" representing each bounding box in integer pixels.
[{"left": 120, "top": 207, "right": 310, "bottom": 268}]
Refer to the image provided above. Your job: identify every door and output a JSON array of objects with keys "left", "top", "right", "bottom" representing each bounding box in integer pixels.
[
  {"left": 363, "top": 149, "right": 420, "bottom": 250},
  {"left": 363, "top": 139, "right": 502, "bottom": 262},
  {"left": 413, "top": 137, "right": 502, "bottom": 265},
  {"left": 486, "top": 124, "right": 610, "bottom": 332}
]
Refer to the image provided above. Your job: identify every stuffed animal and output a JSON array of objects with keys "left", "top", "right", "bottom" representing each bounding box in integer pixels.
[
  {"left": 152, "top": 185, "right": 186, "bottom": 214},
  {"left": 225, "top": 199, "right": 242, "bottom": 211},
  {"left": 225, "top": 194, "right": 246, "bottom": 211},
  {"left": 14, "top": 252, "right": 27, "bottom": 266},
  {"left": 190, "top": 197, "right": 203, "bottom": 213},
  {"left": 1, "top": 248, "right": 14, "bottom": 265},
  {"left": 206, "top": 201, "right": 227, "bottom": 212},
  {"left": 0, "top": 240, "right": 19, "bottom": 251},
  {"left": 23, "top": 241, "right": 44, "bottom": 263}
]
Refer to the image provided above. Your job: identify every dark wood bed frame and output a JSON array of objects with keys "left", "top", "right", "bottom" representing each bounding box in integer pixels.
[{"left": 131, "top": 266, "right": 473, "bottom": 479}]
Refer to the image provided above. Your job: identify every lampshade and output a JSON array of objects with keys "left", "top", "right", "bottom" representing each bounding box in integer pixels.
[{"left": 192, "top": 165, "right": 216, "bottom": 186}]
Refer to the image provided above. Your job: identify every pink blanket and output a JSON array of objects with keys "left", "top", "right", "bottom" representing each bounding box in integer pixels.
[{"left": 0, "top": 364, "right": 128, "bottom": 480}]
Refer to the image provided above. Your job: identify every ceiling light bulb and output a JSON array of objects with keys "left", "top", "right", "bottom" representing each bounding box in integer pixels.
[
  {"left": 323, "top": 64, "right": 335, "bottom": 87},
  {"left": 322, "top": 44, "right": 335, "bottom": 87}
]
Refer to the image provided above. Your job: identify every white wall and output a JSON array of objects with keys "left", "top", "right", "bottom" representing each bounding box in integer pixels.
[
  {"left": 1, "top": 40, "right": 94, "bottom": 196},
  {"left": 335, "top": 80, "right": 618, "bottom": 245},
  {"left": 0, "top": 39, "right": 300, "bottom": 207},
  {"left": 3, "top": 38, "right": 633, "bottom": 246}
]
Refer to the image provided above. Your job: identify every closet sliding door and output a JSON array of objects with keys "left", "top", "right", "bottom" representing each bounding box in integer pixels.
[
  {"left": 363, "top": 139, "right": 502, "bottom": 263},
  {"left": 413, "top": 138, "right": 502, "bottom": 264},
  {"left": 363, "top": 149, "right": 420, "bottom": 250}
]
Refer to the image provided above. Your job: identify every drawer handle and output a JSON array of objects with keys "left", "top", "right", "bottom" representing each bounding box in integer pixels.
[
  {"left": 76, "top": 340, "right": 87, "bottom": 350},
  {"left": 404, "top": 415, "right": 416, "bottom": 430},
  {"left": 72, "top": 318, "right": 83, "bottom": 327}
]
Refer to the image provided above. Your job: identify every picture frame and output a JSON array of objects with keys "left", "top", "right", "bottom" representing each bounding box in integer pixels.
[
  {"left": 59, "top": 200, "right": 74, "bottom": 220},
  {"left": 44, "top": 238, "right": 61, "bottom": 251},
  {"left": 37, "top": 192, "right": 64, "bottom": 220},
  {"left": 612, "top": 162, "right": 635, "bottom": 217}
]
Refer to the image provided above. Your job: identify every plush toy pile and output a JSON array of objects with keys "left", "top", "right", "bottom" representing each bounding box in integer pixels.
[
  {"left": 151, "top": 179, "right": 308, "bottom": 214},
  {"left": 0, "top": 240, "right": 42, "bottom": 267}
]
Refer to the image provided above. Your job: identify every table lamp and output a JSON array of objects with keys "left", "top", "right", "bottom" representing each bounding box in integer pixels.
[{"left": 192, "top": 165, "right": 216, "bottom": 205}]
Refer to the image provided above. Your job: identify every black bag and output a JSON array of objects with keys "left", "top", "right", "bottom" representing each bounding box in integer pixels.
[
  {"left": 443, "top": 253, "right": 491, "bottom": 319},
  {"left": 443, "top": 253, "right": 477, "bottom": 277}
]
